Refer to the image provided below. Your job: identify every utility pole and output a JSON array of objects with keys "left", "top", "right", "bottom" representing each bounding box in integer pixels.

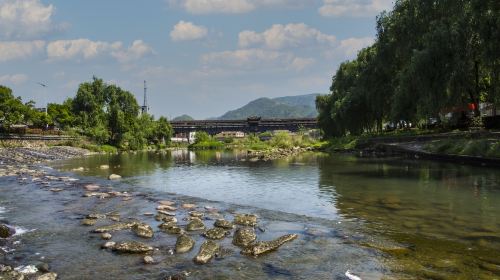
[{"left": 141, "top": 80, "right": 149, "bottom": 114}]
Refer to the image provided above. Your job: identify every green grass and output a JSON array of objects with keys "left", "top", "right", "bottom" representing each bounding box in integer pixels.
[
  {"left": 425, "top": 139, "right": 500, "bottom": 158},
  {"left": 188, "top": 140, "right": 225, "bottom": 150}
]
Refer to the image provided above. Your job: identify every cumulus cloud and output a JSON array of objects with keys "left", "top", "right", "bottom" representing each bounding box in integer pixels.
[
  {"left": 0, "top": 73, "right": 28, "bottom": 85},
  {"left": 46, "top": 39, "right": 122, "bottom": 61},
  {"left": 201, "top": 48, "right": 313, "bottom": 71},
  {"left": 170, "top": 21, "right": 208, "bottom": 42},
  {"left": 169, "top": 0, "right": 305, "bottom": 14},
  {"left": 0, "top": 0, "right": 65, "bottom": 39},
  {"left": 0, "top": 40, "right": 45, "bottom": 61},
  {"left": 319, "top": 0, "right": 393, "bottom": 17},
  {"left": 111, "top": 40, "right": 154, "bottom": 63},
  {"left": 331, "top": 36, "right": 374, "bottom": 57},
  {"left": 238, "top": 23, "right": 336, "bottom": 50}
]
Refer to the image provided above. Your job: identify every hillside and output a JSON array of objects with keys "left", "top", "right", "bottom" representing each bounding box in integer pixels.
[
  {"left": 172, "top": 114, "right": 194, "bottom": 121},
  {"left": 218, "top": 93, "right": 320, "bottom": 120}
]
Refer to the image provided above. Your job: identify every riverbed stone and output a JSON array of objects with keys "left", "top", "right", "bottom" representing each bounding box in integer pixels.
[
  {"left": 234, "top": 214, "right": 258, "bottom": 227},
  {"left": 93, "top": 221, "right": 138, "bottom": 233},
  {"left": 186, "top": 219, "right": 205, "bottom": 231},
  {"left": 181, "top": 203, "right": 196, "bottom": 209},
  {"left": 100, "top": 165, "right": 109, "bottom": 170},
  {"left": 143, "top": 256, "right": 154, "bottom": 265},
  {"left": 0, "top": 224, "right": 14, "bottom": 238},
  {"left": 175, "top": 234, "right": 195, "bottom": 253},
  {"left": 132, "top": 223, "right": 154, "bottom": 238},
  {"left": 214, "top": 219, "right": 234, "bottom": 230},
  {"left": 101, "top": 241, "right": 116, "bottom": 249},
  {"left": 84, "top": 184, "right": 100, "bottom": 191},
  {"left": 189, "top": 211, "right": 203, "bottom": 218},
  {"left": 232, "top": 228, "right": 256, "bottom": 247},
  {"left": 158, "top": 200, "right": 175, "bottom": 206},
  {"left": 113, "top": 241, "right": 153, "bottom": 254},
  {"left": 159, "top": 222, "right": 184, "bottom": 235},
  {"left": 36, "top": 272, "right": 58, "bottom": 280},
  {"left": 194, "top": 240, "right": 220, "bottom": 264},
  {"left": 81, "top": 218, "right": 97, "bottom": 226},
  {"left": 157, "top": 205, "right": 177, "bottom": 211},
  {"left": 101, "top": 233, "right": 112, "bottom": 240},
  {"left": 241, "top": 234, "right": 298, "bottom": 256},
  {"left": 203, "top": 228, "right": 228, "bottom": 240},
  {"left": 108, "top": 174, "right": 122, "bottom": 180}
]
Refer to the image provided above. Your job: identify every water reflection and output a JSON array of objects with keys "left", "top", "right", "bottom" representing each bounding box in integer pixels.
[{"left": 318, "top": 155, "right": 500, "bottom": 279}]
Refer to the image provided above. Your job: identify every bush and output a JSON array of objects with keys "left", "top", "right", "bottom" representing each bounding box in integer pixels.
[{"left": 269, "top": 131, "right": 293, "bottom": 149}]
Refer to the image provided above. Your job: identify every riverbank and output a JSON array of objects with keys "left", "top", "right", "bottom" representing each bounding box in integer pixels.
[{"left": 324, "top": 131, "right": 500, "bottom": 167}]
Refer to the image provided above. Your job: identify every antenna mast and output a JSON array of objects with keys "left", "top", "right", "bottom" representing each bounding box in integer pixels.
[{"left": 141, "top": 80, "right": 149, "bottom": 114}]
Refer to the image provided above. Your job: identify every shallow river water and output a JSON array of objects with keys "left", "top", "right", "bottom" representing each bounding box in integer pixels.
[{"left": 1, "top": 150, "right": 499, "bottom": 279}]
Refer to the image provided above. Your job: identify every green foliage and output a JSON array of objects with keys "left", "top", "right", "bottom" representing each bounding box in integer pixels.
[
  {"left": 269, "top": 131, "right": 293, "bottom": 149},
  {"left": 317, "top": 0, "right": 500, "bottom": 138}
]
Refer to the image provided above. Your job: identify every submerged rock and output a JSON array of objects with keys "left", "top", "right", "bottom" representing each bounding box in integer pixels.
[
  {"left": 232, "top": 228, "right": 256, "bottom": 247},
  {"left": 157, "top": 210, "right": 176, "bottom": 216},
  {"left": 194, "top": 240, "right": 220, "bottom": 264},
  {"left": 189, "top": 211, "right": 203, "bottom": 218},
  {"left": 175, "top": 234, "right": 195, "bottom": 253},
  {"left": 81, "top": 219, "right": 97, "bottom": 226},
  {"left": 113, "top": 241, "right": 153, "bottom": 254},
  {"left": 159, "top": 222, "right": 183, "bottom": 235},
  {"left": 233, "top": 214, "right": 258, "bottom": 227},
  {"left": 132, "top": 223, "right": 154, "bottom": 238},
  {"left": 203, "top": 228, "right": 228, "bottom": 240},
  {"left": 0, "top": 224, "right": 15, "bottom": 238},
  {"left": 36, "top": 272, "right": 58, "bottom": 280},
  {"left": 143, "top": 256, "right": 154, "bottom": 265},
  {"left": 84, "top": 184, "right": 100, "bottom": 191},
  {"left": 158, "top": 200, "right": 175, "bottom": 206},
  {"left": 214, "top": 219, "right": 234, "bottom": 230},
  {"left": 86, "top": 213, "right": 106, "bottom": 220},
  {"left": 157, "top": 205, "right": 177, "bottom": 211},
  {"left": 108, "top": 174, "right": 122, "bottom": 180},
  {"left": 241, "top": 234, "right": 298, "bottom": 256},
  {"left": 186, "top": 219, "right": 205, "bottom": 231},
  {"left": 101, "top": 241, "right": 116, "bottom": 249},
  {"left": 101, "top": 233, "right": 112, "bottom": 240},
  {"left": 181, "top": 203, "right": 196, "bottom": 209},
  {"left": 93, "top": 221, "right": 138, "bottom": 233}
]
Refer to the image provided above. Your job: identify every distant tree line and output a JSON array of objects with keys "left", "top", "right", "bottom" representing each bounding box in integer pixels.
[
  {"left": 317, "top": 0, "right": 499, "bottom": 137},
  {"left": 0, "top": 77, "right": 172, "bottom": 150}
]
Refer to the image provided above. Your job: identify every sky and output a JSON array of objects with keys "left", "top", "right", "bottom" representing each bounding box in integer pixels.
[{"left": 0, "top": 0, "right": 393, "bottom": 119}]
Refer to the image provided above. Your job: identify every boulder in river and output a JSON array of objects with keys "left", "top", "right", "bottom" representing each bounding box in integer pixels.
[
  {"left": 241, "top": 234, "right": 298, "bottom": 256},
  {"left": 186, "top": 219, "right": 205, "bottom": 231},
  {"left": 93, "top": 221, "right": 138, "bottom": 233},
  {"left": 214, "top": 219, "right": 234, "bottom": 230},
  {"left": 232, "top": 228, "right": 256, "bottom": 247},
  {"left": 175, "top": 234, "right": 195, "bottom": 253},
  {"left": 203, "top": 228, "right": 228, "bottom": 240},
  {"left": 194, "top": 240, "right": 220, "bottom": 264},
  {"left": 233, "top": 214, "right": 258, "bottom": 227},
  {"left": 113, "top": 241, "right": 153, "bottom": 254},
  {"left": 84, "top": 184, "right": 100, "bottom": 191},
  {"left": 36, "top": 272, "right": 58, "bottom": 280},
  {"left": 132, "top": 223, "right": 154, "bottom": 238}
]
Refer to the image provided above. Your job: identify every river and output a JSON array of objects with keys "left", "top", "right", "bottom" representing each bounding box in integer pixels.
[{"left": 1, "top": 150, "right": 499, "bottom": 279}]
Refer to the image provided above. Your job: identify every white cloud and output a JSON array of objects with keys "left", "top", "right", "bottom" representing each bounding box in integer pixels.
[
  {"left": 0, "top": 0, "right": 64, "bottom": 39},
  {"left": 170, "top": 0, "right": 305, "bottom": 14},
  {"left": 319, "top": 0, "right": 393, "bottom": 17},
  {"left": 332, "top": 36, "right": 374, "bottom": 57},
  {"left": 238, "top": 23, "right": 336, "bottom": 50},
  {"left": 111, "top": 40, "right": 154, "bottom": 63},
  {"left": 0, "top": 40, "right": 45, "bottom": 61},
  {"left": 201, "top": 48, "right": 313, "bottom": 71},
  {"left": 46, "top": 39, "right": 122, "bottom": 61},
  {"left": 0, "top": 73, "right": 28, "bottom": 85},
  {"left": 170, "top": 21, "right": 208, "bottom": 42}
]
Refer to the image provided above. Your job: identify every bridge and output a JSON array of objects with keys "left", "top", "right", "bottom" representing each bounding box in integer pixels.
[{"left": 170, "top": 117, "right": 318, "bottom": 135}]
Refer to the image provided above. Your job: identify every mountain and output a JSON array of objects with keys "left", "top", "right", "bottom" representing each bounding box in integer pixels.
[
  {"left": 172, "top": 114, "right": 194, "bottom": 121},
  {"left": 218, "top": 93, "right": 320, "bottom": 120}
]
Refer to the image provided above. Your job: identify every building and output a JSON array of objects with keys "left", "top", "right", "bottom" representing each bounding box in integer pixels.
[{"left": 215, "top": 131, "right": 245, "bottom": 139}]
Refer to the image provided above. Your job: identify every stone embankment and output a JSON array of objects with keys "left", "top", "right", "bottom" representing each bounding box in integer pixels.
[{"left": 246, "top": 146, "right": 314, "bottom": 162}]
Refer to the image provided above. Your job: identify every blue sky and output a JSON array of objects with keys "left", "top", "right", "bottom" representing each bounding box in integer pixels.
[{"left": 0, "top": 0, "right": 393, "bottom": 119}]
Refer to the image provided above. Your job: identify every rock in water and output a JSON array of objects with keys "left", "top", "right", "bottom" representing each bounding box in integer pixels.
[
  {"left": 143, "top": 256, "right": 154, "bottom": 264},
  {"left": 93, "top": 221, "right": 138, "bottom": 233},
  {"left": 36, "top": 272, "right": 58, "bottom": 280},
  {"left": 108, "top": 174, "right": 122, "bottom": 180},
  {"left": 186, "top": 219, "right": 205, "bottom": 231},
  {"left": 214, "top": 219, "right": 234, "bottom": 229},
  {"left": 101, "top": 233, "right": 112, "bottom": 240},
  {"left": 113, "top": 241, "right": 153, "bottom": 253},
  {"left": 194, "top": 240, "right": 220, "bottom": 264},
  {"left": 81, "top": 219, "right": 97, "bottom": 226},
  {"left": 100, "top": 165, "right": 110, "bottom": 170},
  {"left": 241, "top": 234, "right": 298, "bottom": 256},
  {"left": 233, "top": 228, "right": 257, "bottom": 247},
  {"left": 203, "top": 228, "right": 227, "bottom": 240},
  {"left": 0, "top": 224, "right": 14, "bottom": 238},
  {"left": 175, "top": 234, "right": 195, "bottom": 253},
  {"left": 132, "top": 223, "right": 154, "bottom": 238},
  {"left": 84, "top": 184, "right": 100, "bottom": 191},
  {"left": 233, "top": 214, "right": 258, "bottom": 226},
  {"left": 159, "top": 222, "right": 184, "bottom": 235}
]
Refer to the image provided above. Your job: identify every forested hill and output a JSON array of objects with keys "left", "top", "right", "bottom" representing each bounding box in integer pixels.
[{"left": 218, "top": 94, "right": 320, "bottom": 120}]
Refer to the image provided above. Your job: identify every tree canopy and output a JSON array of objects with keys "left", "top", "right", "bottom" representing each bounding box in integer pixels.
[{"left": 317, "top": 0, "right": 499, "bottom": 137}]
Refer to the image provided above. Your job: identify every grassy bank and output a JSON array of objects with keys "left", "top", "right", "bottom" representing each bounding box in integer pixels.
[{"left": 425, "top": 139, "right": 500, "bottom": 158}]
